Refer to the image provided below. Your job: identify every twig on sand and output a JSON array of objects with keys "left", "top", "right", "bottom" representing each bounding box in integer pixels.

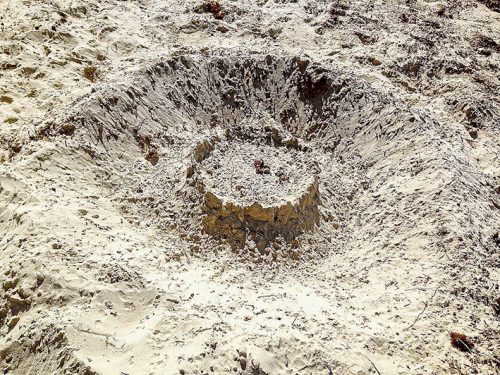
[
  {"left": 321, "top": 359, "right": 334, "bottom": 375},
  {"left": 405, "top": 285, "right": 440, "bottom": 330},
  {"left": 257, "top": 294, "right": 279, "bottom": 299},
  {"left": 360, "top": 354, "right": 381, "bottom": 375},
  {"left": 292, "top": 312, "right": 299, "bottom": 326},
  {"left": 78, "top": 328, "right": 113, "bottom": 338},
  {"left": 297, "top": 363, "right": 314, "bottom": 372}
]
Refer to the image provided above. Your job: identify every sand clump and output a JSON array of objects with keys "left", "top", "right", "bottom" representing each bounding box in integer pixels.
[{"left": 193, "top": 126, "right": 321, "bottom": 249}]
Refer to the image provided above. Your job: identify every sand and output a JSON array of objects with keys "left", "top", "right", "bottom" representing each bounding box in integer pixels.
[{"left": 0, "top": 0, "right": 499, "bottom": 374}]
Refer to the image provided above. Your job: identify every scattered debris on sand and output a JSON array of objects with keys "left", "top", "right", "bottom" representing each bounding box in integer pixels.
[{"left": 0, "top": 0, "right": 498, "bottom": 374}]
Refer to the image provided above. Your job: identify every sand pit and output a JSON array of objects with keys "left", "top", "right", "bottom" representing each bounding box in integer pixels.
[
  {"left": 1, "top": 1, "right": 499, "bottom": 372},
  {"left": 45, "top": 52, "right": 386, "bottom": 258}
]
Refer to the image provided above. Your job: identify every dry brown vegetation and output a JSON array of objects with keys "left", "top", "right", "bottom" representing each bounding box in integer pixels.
[
  {"left": 198, "top": 1, "right": 225, "bottom": 19},
  {"left": 450, "top": 332, "right": 475, "bottom": 352},
  {"left": 82, "top": 66, "right": 98, "bottom": 82}
]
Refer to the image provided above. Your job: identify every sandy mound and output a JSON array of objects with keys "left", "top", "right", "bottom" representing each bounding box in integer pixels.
[{"left": 0, "top": 1, "right": 498, "bottom": 374}]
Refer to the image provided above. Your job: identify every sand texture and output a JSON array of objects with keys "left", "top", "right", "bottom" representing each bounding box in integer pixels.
[{"left": 0, "top": 0, "right": 499, "bottom": 374}]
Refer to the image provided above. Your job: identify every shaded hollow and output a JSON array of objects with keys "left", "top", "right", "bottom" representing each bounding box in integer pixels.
[{"left": 52, "top": 52, "right": 420, "bottom": 253}]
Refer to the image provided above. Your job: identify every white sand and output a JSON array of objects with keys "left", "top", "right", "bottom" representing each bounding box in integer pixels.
[{"left": 0, "top": 0, "right": 499, "bottom": 374}]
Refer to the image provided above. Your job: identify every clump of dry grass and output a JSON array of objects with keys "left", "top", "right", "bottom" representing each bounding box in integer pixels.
[
  {"left": 0, "top": 96, "right": 13, "bottom": 104},
  {"left": 20, "top": 67, "right": 37, "bottom": 76},
  {"left": 4, "top": 117, "right": 18, "bottom": 124},
  {"left": 198, "top": 1, "right": 225, "bottom": 19},
  {"left": 450, "top": 332, "right": 474, "bottom": 352},
  {"left": 82, "top": 66, "right": 98, "bottom": 82}
]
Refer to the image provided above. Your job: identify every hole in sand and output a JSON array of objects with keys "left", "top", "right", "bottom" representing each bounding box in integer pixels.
[{"left": 57, "top": 52, "right": 410, "bottom": 259}]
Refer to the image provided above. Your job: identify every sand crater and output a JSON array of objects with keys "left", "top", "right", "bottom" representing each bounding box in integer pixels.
[{"left": 55, "top": 52, "right": 399, "bottom": 256}]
